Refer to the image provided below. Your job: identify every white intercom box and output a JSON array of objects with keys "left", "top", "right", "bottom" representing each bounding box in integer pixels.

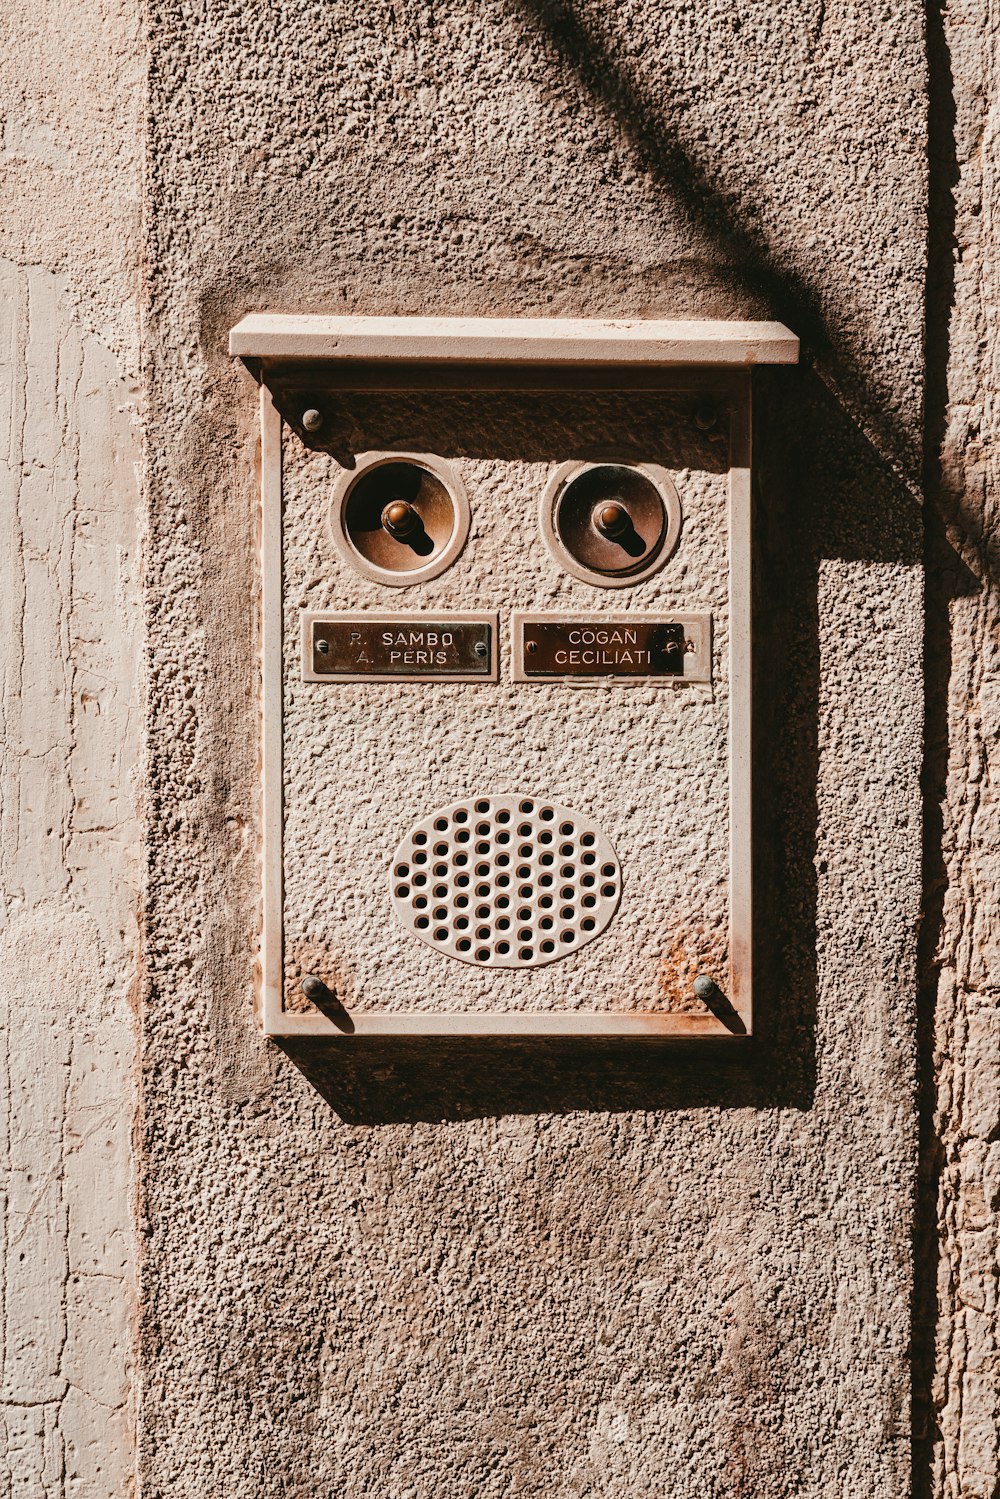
[{"left": 230, "top": 316, "right": 798, "bottom": 1039}]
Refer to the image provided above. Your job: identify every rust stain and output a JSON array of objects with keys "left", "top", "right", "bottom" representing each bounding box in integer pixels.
[
  {"left": 656, "top": 925, "right": 729, "bottom": 1012},
  {"left": 282, "top": 937, "right": 357, "bottom": 1015}
]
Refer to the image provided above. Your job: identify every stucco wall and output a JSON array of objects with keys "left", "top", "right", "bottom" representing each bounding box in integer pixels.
[
  {"left": 140, "top": 2, "right": 925, "bottom": 1496},
  {"left": 915, "top": 3, "right": 1000, "bottom": 1496},
  {"left": 0, "top": 0, "right": 143, "bottom": 1489},
  {"left": 15, "top": 0, "right": 1000, "bottom": 1495}
]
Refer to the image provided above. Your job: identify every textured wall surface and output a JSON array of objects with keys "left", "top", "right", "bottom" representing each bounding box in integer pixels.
[
  {"left": 141, "top": 3, "right": 925, "bottom": 1496},
  {"left": 0, "top": 0, "right": 143, "bottom": 1492},
  {"left": 916, "top": 2, "right": 1000, "bottom": 1495}
]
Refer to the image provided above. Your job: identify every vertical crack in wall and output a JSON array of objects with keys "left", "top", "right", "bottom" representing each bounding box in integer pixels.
[
  {"left": 0, "top": 260, "right": 141, "bottom": 1498},
  {"left": 918, "top": 1, "right": 1000, "bottom": 1494}
]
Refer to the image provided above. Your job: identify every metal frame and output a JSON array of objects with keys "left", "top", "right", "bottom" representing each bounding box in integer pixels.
[{"left": 236, "top": 316, "right": 799, "bottom": 1041}]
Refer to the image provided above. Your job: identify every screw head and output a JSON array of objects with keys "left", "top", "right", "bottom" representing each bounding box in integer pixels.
[
  {"left": 315, "top": 638, "right": 331, "bottom": 655},
  {"left": 302, "top": 408, "right": 323, "bottom": 433},
  {"left": 474, "top": 641, "right": 488, "bottom": 658},
  {"left": 693, "top": 974, "right": 719, "bottom": 1002},
  {"left": 693, "top": 398, "right": 720, "bottom": 433}
]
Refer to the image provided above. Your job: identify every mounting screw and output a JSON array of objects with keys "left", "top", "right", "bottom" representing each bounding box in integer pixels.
[
  {"left": 474, "top": 641, "right": 488, "bottom": 658},
  {"left": 526, "top": 640, "right": 538, "bottom": 654},
  {"left": 693, "top": 974, "right": 720, "bottom": 1003},
  {"left": 302, "top": 407, "right": 323, "bottom": 434},
  {"left": 693, "top": 398, "right": 721, "bottom": 433},
  {"left": 315, "top": 638, "right": 331, "bottom": 655},
  {"left": 301, "top": 972, "right": 328, "bottom": 1002}
]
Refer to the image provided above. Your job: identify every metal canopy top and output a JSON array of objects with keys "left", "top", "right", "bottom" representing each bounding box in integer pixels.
[{"left": 229, "top": 314, "right": 799, "bottom": 368}]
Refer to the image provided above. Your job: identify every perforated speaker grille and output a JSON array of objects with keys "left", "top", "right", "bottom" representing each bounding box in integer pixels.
[{"left": 390, "top": 797, "right": 622, "bottom": 968}]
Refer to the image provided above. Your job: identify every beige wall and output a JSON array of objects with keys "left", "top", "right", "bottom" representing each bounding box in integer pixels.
[
  {"left": 0, "top": 0, "right": 997, "bottom": 1494},
  {"left": 0, "top": 0, "right": 143, "bottom": 1491}
]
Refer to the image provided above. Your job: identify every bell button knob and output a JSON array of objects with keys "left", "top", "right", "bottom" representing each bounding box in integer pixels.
[
  {"left": 594, "top": 501, "right": 631, "bottom": 540},
  {"left": 381, "top": 499, "right": 421, "bottom": 540}
]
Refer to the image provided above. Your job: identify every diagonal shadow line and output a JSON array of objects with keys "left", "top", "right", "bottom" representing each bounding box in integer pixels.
[{"left": 512, "top": 0, "right": 922, "bottom": 490}]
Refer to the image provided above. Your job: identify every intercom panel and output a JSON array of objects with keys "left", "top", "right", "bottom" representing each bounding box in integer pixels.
[{"left": 232, "top": 316, "right": 799, "bottom": 1038}]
